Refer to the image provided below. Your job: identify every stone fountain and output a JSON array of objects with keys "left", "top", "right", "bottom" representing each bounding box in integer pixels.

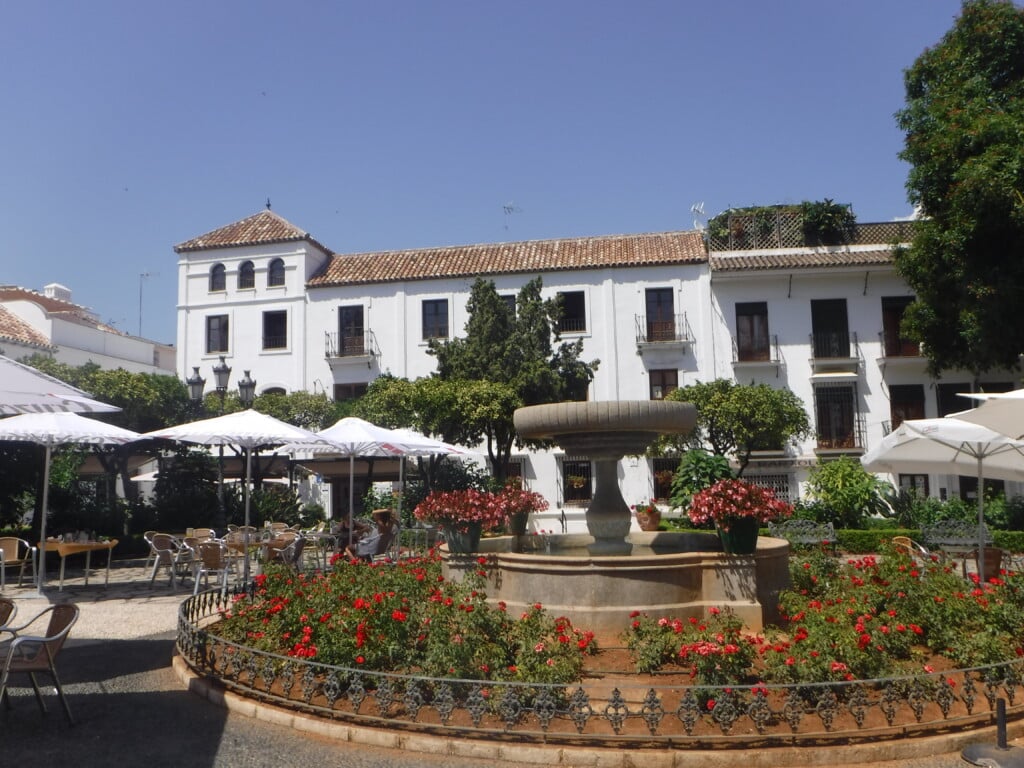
[
  {"left": 441, "top": 400, "right": 791, "bottom": 640},
  {"left": 513, "top": 400, "right": 695, "bottom": 555}
]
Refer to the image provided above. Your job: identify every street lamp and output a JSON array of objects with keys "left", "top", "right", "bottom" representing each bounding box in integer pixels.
[
  {"left": 213, "top": 356, "right": 232, "bottom": 413},
  {"left": 238, "top": 370, "right": 257, "bottom": 408},
  {"left": 185, "top": 367, "right": 206, "bottom": 404}
]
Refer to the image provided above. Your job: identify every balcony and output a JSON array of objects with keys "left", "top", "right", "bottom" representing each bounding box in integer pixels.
[
  {"left": 877, "top": 330, "right": 926, "bottom": 372},
  {"left": 325, "top": 329, "right": 379, "bottom": 368},
  {"left": 732, "top": 334, "right": 781, "bottom": 375},
  {"left": 809, "top": 331, "right": 860, "bottom": 373},
  {"left": 635, "top": 313, "right": 694, "bottom": 354}
]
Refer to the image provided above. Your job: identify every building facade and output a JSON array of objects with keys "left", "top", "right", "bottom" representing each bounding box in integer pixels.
[
  {"left": 174, "top": 209, "right": 1019, "bottom": 529},
  {"left": 0, "top": 283, "right": 175, "bottom": 374}
]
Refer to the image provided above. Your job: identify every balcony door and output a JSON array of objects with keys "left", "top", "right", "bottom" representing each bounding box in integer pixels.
[
  {"left": 339, "top": 306, "right": 365, "bottom": 356},
  {"left": 811, "top": 299, "right": 850, "bottom": 358},
  {"left": 645, "top": 288, "right": 674, "bottom": 341}
]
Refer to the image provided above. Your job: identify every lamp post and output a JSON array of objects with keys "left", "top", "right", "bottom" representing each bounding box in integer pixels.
[{"left": 212, "top": 357, "right": 232, "bottom": 530}]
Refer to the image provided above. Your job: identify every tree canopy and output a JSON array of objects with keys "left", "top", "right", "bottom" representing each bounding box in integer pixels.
[
  {"left": 427, "top": 277, "right": 599, "bottom": 479},
  {"left": 659, "top": 380, "right": 811, "bottom": 476},
  {"left": 895, "top": 0, "right": 1024, "bottom": 375}
]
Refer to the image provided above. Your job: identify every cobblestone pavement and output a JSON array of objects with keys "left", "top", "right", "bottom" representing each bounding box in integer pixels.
[{"left": 0, "top": 557, "right": 1004, "bottom": 767}]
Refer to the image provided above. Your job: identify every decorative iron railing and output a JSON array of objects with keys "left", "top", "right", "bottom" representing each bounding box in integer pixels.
[
  {"left": 178, "top": 590, "right": 1024, "bottom": 747},
  {"left": 634, "top": 313, "right": 694, "bottom": 346}
]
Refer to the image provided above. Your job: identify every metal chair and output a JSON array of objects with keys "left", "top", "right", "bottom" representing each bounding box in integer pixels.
[
  {"left": 0, "top": 598, "right": 16, "bottom": 630},
  {"left": 147, "top": 533, "right": 188, "bottom": 588},
  {"left": 0, "top": 537, "right": 37, "bottom": 591},
  {"left": 0, "top": 603, "right": 80, "bottom": 724},
  {"left": 193, "top": 540, "right": 232, "bottom": 595}
]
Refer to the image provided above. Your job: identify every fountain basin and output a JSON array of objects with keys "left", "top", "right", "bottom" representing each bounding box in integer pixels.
[{"left": 442, "top": 532, "right": 791, "bottom": 642}]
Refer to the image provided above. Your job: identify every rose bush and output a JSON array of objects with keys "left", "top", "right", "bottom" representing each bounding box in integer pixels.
[
  {"left": 413, "top": 482, "right": 549, "bottom": 533},
  {"left": 688, "top": 478, "right": 793, "bottom": 531},
  {"left": 214, "top": 553, "right": 597, "bottom": 684}
]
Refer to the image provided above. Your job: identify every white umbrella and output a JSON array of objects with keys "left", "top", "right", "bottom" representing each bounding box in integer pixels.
[
  {"left": 0, "top": 411, "right": 141, "bottom": 593},
  {"left": 862, "top": 417, "right": 1024, "bottom": 578},
  {"left": 143, "top": 410, "right": 332, "bottom": 582},
  {"left": 953, "top": 389, "right": 1024, "bottom": 439},
  {"left": 307, "top": 417, "right": 408, "bottom": 550},
  {"left": 0, "top": 354, "right": 119, "bottom": 414}
]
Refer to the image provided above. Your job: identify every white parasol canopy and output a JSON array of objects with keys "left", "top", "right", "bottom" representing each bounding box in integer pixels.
[
  {"left": 862, "top": 417, "right": 1024, "bottom": 578},
  {"left": 301, "top": 418, "right": 407, "bottom": 549},
  {"left": 0, "top": 411, "right": 141, "bottom": 592},
  {"left": 953, "top": 389, "right": 1024, "bottom": 439},
  {"left": 0, "top": 354, "right": 119, "bottom": 415},
  {"left": 143, "top": 410, "right": 333, "bottom": 581}
]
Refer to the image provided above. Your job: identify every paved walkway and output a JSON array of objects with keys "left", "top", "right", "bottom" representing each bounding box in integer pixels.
[{"left": 0, "top": 556, "right": 1010, "bottom": 767}]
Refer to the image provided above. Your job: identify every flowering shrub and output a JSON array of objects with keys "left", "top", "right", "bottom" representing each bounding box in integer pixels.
[
  {"left": 623, "top": 607, "right": 759, "bottom": 686},
  {"left": 413, "top": 482, "right": 549, "bottom": 533},
  {"left": 413, "top": 488, "right": 508, "bottom": 532},
  {"left": 213, "top": 553, "right": 596, "bottom": 685},
  {"left": 688, "top": 478, "right": 792, "bottom": 531},
  {"left": 499, "top": 477, "right": 550, "bottom": 519}
]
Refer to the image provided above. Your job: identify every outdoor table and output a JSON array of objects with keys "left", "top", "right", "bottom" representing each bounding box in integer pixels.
[{"left": 40, "top": 538, "right": 118, "bottom": 591}]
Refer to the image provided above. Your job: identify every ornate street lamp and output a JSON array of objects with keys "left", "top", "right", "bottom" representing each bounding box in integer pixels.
[
  {"left": 186, "top": 367, "right": 206, "bottom": 404},
  {"left": 213, "top": 356, "right": 232, "bottom": 414},
  {"left": 238, "top": 370, "right": 257, "bottom": 408}
]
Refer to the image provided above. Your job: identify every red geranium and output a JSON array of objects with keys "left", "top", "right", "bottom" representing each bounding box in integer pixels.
[{"left": 688, "top": 478, "right": 792, "bottom": 531}]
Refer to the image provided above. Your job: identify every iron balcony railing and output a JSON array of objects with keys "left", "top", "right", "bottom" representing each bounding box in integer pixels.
[
  {"left": 634, "top": 313, "right": 694, "bottom": 345},
  {"left": 810, "top": 330, "right": 858, "bottom": 360},
  {"left": 878, "top": 330, "right": 922, "bottom": 358},
  {"left": 733, "top": 334, "right": 780, "bottom": 364},
  {"left": 325, "top": 329, "right": 379, "bottom": 360}
]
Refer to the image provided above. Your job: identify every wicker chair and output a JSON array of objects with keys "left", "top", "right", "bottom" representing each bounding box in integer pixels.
[{"left": 0, "top": 537, "right": 36, "bottom": 591}]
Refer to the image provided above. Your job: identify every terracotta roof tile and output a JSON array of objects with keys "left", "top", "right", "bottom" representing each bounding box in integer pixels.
[
  {"left": 0, "top": 305, "right": 55, "bottom": 350},
  {"left": 0, "top": 285, "right": 122, "bottom": 335},
  {"left": 174, "top": 210, "right": 329, "bottom": 254},
  {"left": 709, "top": 248, "right": 894, "bottom": 273},
  {"left": 308, "top": 231, "right": 707, "bottom": 287}
]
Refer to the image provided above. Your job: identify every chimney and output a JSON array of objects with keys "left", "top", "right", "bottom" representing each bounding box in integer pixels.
[{"left": 43, "top": 283, "right": 72, "bottom": 302}]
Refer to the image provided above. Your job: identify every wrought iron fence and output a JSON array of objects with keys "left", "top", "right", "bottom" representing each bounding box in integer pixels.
[{"left": 178, "top": 590, "right": 1024, "bottom": 747}]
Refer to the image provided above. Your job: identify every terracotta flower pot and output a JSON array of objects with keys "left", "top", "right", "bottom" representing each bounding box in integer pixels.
[{"left": 636, "top": 509, "right": 662, "bottom": 532}]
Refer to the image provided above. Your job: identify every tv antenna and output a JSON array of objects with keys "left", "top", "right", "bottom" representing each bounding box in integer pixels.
[
  {"left": 503, "top": 201, "right": 522, "bottom": 232},
  {"left": 690, "top": 201, "right": 707, "bottom": 231},
  {"left": 138, "top": 272, "right": 158, "bottom": 337}
]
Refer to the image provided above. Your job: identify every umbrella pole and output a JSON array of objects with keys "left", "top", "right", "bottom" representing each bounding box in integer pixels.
[
  {"left": 36, "top": 443, "right": 52, "bottom": 595},
  {"left": 348, "top": 455, "right": 355, "bottom": 550},
  {"left": 978, "top": 457, "right": 986, "bottom": 583},
  {"left": 243, "top": 447, "right": 253, "bottom": 583}
]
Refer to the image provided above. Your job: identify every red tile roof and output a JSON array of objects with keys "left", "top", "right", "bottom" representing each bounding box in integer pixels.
[
  {"left": 0, "top": 305, "right": 55, "bottom": 350},
  {"left": 709, "top": 248, "right": 894, "bottom": 273},
  {"left": 308, "top": 231, "right": 707, "bottom": 287},
  {"left": 0, "top": 286, "right": 121, "bottom": 334},
  {"left": 174, "top": 210, "right": 329, "bottom": 254}
]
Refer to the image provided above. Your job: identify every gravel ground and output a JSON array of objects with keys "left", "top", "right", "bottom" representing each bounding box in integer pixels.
[{"left": 0, "top": 558, "right": 1003, "bottom": 767}]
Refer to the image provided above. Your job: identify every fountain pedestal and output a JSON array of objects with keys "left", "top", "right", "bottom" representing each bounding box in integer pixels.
[{"left": 514, "top": 401, "right": 695, "bottom": 555}]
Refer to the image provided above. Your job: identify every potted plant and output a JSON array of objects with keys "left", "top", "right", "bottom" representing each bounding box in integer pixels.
[
  {"left": 500, "top": 477, "right": 550, "bottom": 538},
  {"left": 687, "top": 478, "right": 793, "bottom": 554},
  {"left": 632, "top": 499, "right": 662, "bottom": 531},
  {"left": 413, "top": 488, "right": 509, "bottom": 554}
]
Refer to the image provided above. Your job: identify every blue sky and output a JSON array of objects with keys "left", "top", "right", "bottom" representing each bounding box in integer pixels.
[{"left": 1, "top": 1, "right": 967, "bottom": 346}]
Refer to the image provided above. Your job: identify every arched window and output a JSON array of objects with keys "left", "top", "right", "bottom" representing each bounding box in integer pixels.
[
  {"left": 209, "top": 264, "right": 226, "bottom": 292},
  {"left": 268, "top": 258, "right": 285, "bottom": 287},
  {"left": 238, "top": 260, "right": 255, "bottom": 289}
]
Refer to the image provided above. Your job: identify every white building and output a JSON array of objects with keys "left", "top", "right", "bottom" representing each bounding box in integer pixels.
[
  {"left": 174, "top": 208, "right": 1019, "bottom": 529},
  {"left": 0, "top": 283, "right": 175, "bottom": 374}
]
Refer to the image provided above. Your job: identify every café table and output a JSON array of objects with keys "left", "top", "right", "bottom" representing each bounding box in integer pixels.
[{"left": 40, "top": 538, "right": 119, "bottom": 591}]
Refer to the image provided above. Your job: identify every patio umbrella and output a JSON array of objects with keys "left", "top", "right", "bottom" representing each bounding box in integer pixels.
[
  {"left": 953, "top": 389, "right": 1024, "bottom": 439},
  {"left": 0, "top": 354, "right": 119, "bottom": 415},
  {"left": 143, "top": 410, "right": 332, "bottom": 582},
  {"left": 307, "top": 417, "right": 408, "bottom": 550},
  {"left": 861, "top": 417, "right": 1024, "bottom": 578},
  {"left": 0, "top": 411, "right": 141, "bottom": 593}
]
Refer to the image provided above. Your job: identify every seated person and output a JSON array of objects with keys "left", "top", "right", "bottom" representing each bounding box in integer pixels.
[
  {"left": 344, "top": 509, "right": 394, "bottom": 561},
  {"left": 331, "top": 516, "right": 371, "bottom": 553}
]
